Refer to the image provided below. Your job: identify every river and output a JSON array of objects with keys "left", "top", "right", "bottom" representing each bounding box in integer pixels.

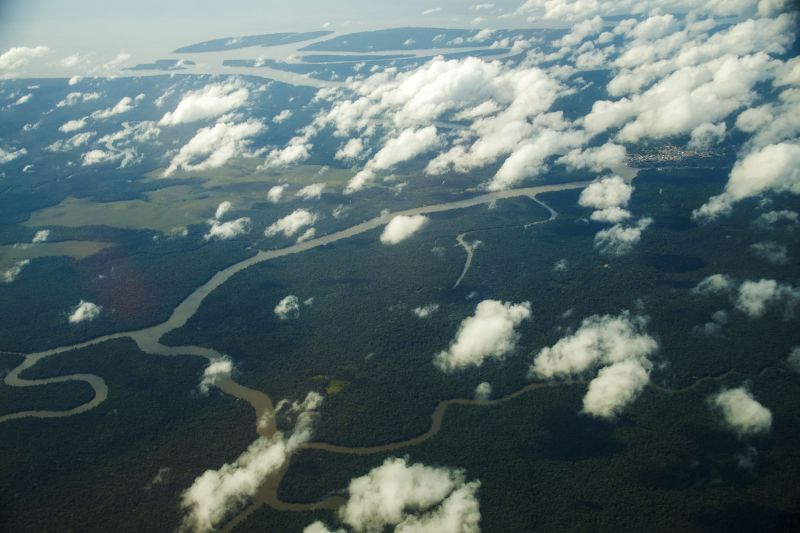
[{"left": 0, "top": 180, "right": 591, "bottom": 530}]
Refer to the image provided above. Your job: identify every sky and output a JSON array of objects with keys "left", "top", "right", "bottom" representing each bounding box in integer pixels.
[{"left": 0, "top": 0, "right": 537, "bottom": 56}]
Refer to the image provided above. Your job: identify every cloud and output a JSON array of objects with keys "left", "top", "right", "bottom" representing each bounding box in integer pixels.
[
  {"left": 754, "top": 209, "right": 798, "bottom": 229},
  {"left": 297, "top": 228, "right": 316, "bottom": 243},
  {"left": 32, "top": 230, "right": 50, "bottom": 243},
  {"left": 314, "top": 56, "right": 565, "bottom": 191},
  {"left": 181, "top": 392, "right": 323, "bottom": 532},
  {"left": 204, "top": 218, "right": 251, "bottom": 241},
  {"left": 735, "top": 279, "right": 799, "bottom": 318},
  {"left": 586, "top": 50, "right": 782, "bottom": 144},
  {"left": 582, "top": 359, "right": 651, "bottom": 418},
  {"left": 46, "top": 132, "right": 95, "bottom": 153},
  {"left": 214, "top": 201, "right": 233, "bottom": 221},
  {"left": 555, "top": 16, "right": 604, "bottom": 48},
  {"left": 736, "top": 105, "right": 773, "bottom": 133},
  {"left": 263, "top": 140, "right": 311, "bottom": 168},
  {"left": 274, "top": 295, "right": 301, "bottom": 320},
  {"left": 627, "top": 13, "right": 679, "bottom": 41},
  {"left": 594, "top": 217, "right": 652, "bottom": 256},
  {"left": 688, "top": 122, "right": 726, "bottom": 150},
  {"left": 265, "top": 209, "right": 318, "bottom": 238},
  {"left": 434, "top": 299, "right": 531, "bottom": 372},
  {"left": 557, "top": 143, "right": 627, "bottom": 173},
  {"left": 531, "top": 312, "right": 656, "bottom": 377},
  {"left": 68, "top": 300, "right": 102, "bottom": 324},
  {"left": 81, "top": 149, "right": 125, "bottom": 167},
  {"left": 164, "top": 119, "right": 264, "bottom": 176},
  {"left": 480, "top": 117, "right": 586, "bottom": 191},
  {"left": 469, "top": 29, "right": 496, "bottom": 43},
  {"left": 307, "top": 457, "right": 480, "bottom": 533},
  {"left": 694, "top": 142, "right": 800, "bottom": 220},
  {"left": 413, "top": 304, "right": 440, "bottom": 319},
  {"left": 579, "top": 175, "right": 634, "bottom": 222},
  {"left": 59, "top": 119, "right": 87, "bottom": 133},
  {"left": 691, "top": 274, "right": 735, "bottom": 296},
  {"left": 380, "top": 215, "right": 429, "bottom": 245},
  {"left": 199, "top": 357, "right": 233, "bottom": 393},
  {"left": 267, "top": 185, "right": 286, "bottom": 204},
  {"left": 12, "top": 93, "right": 32, "bottom": 106},
  {"left": 530, "top": 312, "right": 658, "bottom": 418},
  {"left": 709, "top": 387, "right": 772, "bottom": 437},
  {"left": 345, "top": 127, "right": 440, "bottom": 193},
  {"left": 296, "top": 183, "right": 326, "bottom": 200},
  {"left": 0, "top": 46, "right": 49, "bottom": 73},
  {"left": 78, "top": 122, "right": 155, "bottom": 169},
  {"left": 97, "top": 121, "right": 160, "bottom": 154},
  {"left": 516, "top": 0, "right": 785, "bottom": 23},
  {"left": 58, "top": 54, "right": 88, "bottom": 68},
  {"left": 474, "top": 382, "right": 492, "bottom": 400},
  {"left": 423, "top": 7, "right": 442, "bottom": 15},
  {"left": 738, "top": 87, "right": 800, "bottom": 151},
  {"left": 695, "top": 309, "right": 729, "bottom": 335},
  {"left": 788, "top": 346, "right": 800, "bottom": 374},
  {"left": 272, "top": 109, "right": 292, "bottom": 124},
  {"left": 159, "top": 81, "right": 249, "bottom": 126},
  {"left": 0, "top": 146, "right": 27, "bottom": 164},
  {"left": 590, "top": 207, "right": 632, "bottom": 223},
  {"left": 91, "top": 95, "right": 140, "bottom": 119},
  {"left": 261, "top": 127, "right": 315, "bottom": 169},
  {"left": 2, "top": 259, "right": 30, "bottom": 283},
  {"left": 335, "top": 138, "right": 367, "bottom": 161},
  {"left": 750, "top": 241, "right": 789, "bottom": 265}
]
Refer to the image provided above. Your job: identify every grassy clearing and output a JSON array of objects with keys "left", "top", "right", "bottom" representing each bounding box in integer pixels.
[
  {"left": 0, "top": 241, "right": 115, "bottom": 270},
  {"left": 24, "top": 164, "right": 358, "bottom": 232}
]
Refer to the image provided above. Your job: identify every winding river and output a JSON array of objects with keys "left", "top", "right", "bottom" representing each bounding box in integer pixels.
[
  {"left": 0, "top": 179, "right": 601, "bottom": 530},
  {"left": 0, "top": 180, "right": 590, "bottom": 425},
  {"left": 2, "top": 176, "right": 779, "bottom": 530}
]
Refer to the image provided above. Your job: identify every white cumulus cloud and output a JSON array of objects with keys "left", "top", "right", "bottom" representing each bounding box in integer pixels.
[
  {"left": 181, "top": 392, "right": 323, "bottom": 532},
  {"left": 296, "top": 183, "right": 326, "bottom": 200},
  {"left": 694, "top": 143, "right": 800, "bottom": 220},
  {"left": 735, "top": 279, "right": 799, "bottom": 318},
  {"left": 199, "top": 357, "right": 233, "bottom": 393},
  {"left": 530, "top": 312, "right": 658, "bottom": 418},
  {"left": 164, "top": 119, "right": 264, "bottom": 176},
  {"left": 691, "top": 274, "right": 735, "bottom": 296},
  {"left": 267, "top": 185, "right": 286, "bottom": 203},
  {"left": 32, "top": 230, "right": 50, "bottom": 243},
  {"left": 204, "top": 218, "right": 252, "bottom": 241},
  {"left": 306, "top": 457, "right": 480, "bottom": 533},
  {"left": 435, "top": 299, "right": 531, "bottom": 372},
  {"left": 59, "top": 118, "right": 87, "bottom": 133},
  {"left": 750, "top": 241, "right": 789, "bottom": 265},
  {"left": 91, "top": 95, "right": 140, "bottom": 119},
  {"left": 475, "top": 382, "right": 492, "bottom": 401},
  {"left": 0, "top": 46, "right": 49, "bottom": 73},
  {"left": 594, "top": 217, "right": 652, "bottom": 256},
  {"left": 709, "top": 387, "right": 772, "bottom": 437},
  {"left": 0, "top": 146, "right": 26, "bottom": 164},
  {"left": 380, "top": 215, "right": 429, "bottom": 245},
  {"left": 413, "top": 304, "right": 440, "bottom": 319},
  {"left": 274, "top": 295, "right": 301, "bottom": 320},
  {"left": 159, "top": 81, "right": 249, "bottom": 126},
  {"left": 3, "top": 259, "right": 30, "bottom": 283},
  {"left": 265, "top": 209, "right": 318, "bottom": 238},
  {"left": 68, "top": 300, "right": 102, "bottom": 324}
]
